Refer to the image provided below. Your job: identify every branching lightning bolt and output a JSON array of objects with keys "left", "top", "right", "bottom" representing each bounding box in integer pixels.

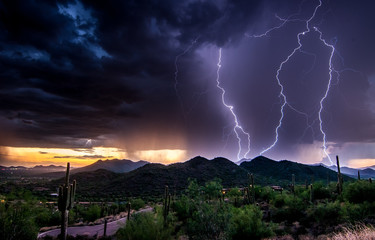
[
  {"left": 315, "top": 26, "right": 335, "bottom": 164},
  {"left": 216, "top": 48, "right": 251, "bottom": 160},
  {"left": 259, "top": 0, "right": 322, "bottom": 156},
  {"left": 250, "top": 0, "right": 337, "bottom": 164}
]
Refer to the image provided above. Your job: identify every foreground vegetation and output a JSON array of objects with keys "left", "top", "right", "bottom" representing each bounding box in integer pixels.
[
  {"left": 114, "top": 178, "right": 375, "bottom": 240},
  {"left": 1, "top": 175, "right": 375, "bottom": 239}
]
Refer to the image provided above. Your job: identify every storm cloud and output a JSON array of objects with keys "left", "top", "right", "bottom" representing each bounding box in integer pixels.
[{"left": 1, "top": 0, "right": 375, "bottom": 166}]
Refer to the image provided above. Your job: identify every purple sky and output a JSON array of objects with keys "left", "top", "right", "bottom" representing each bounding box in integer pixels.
[{"left": 1, "top": 0, "right": 375, "bottom": 167}]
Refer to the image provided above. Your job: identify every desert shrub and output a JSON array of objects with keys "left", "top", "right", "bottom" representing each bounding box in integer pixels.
[
  {"left": 341, "top": 201, "right": 375, "bottom": 222},
  {"left": 226, "top": 187, "right": 242, "bottom": 199},
  {"left": 34, "top": 206, "right": 60, "bottom": 227},
  {"left": 271, "top": 194, "right": 287, "bottom": 208},
  {"left": 257, "top": 186, "right": 276, "bottom": 202},
  {"left": 0, "top": 202, "right": 38, "bottom": 240},
  {"left": 203, "top": 179, "right": 223, "bottom": 200},
  {"left": 229, "top": 205, "right": 274, "bottom": 240},
  {"left": 131, "top": 198, "right": 145, "bottom": 211},
  {"left": 83, "top": 204, "right": 101, "bottom": 222},
  {"left": 116, "top": 209, "right": 173, "bottom": 240},
  {"left": 343, "top": 181, "right": 375, "bottom": 203},
  {"left": 186, "top": 179, "right": 201, "bottom": 199},
  {"left": 309, "top": 201, "right": 343, "bottom": 225},
  {"left": 172, "top": 195, "right": 196, "bottom": 223},
  {"left": 187, "top": 201, "right": 231, "bottom": 240},
  {"left": 295, "top": 186, "right": 310, "bottom": 202},
  {"left": 109, "top": 203, "right": 119, "bottom": 214},
  {"left": 272, "top": 205, "right": 305, "bottom": 223},
  {"left": 313, "top": 182, "right": 331, "bottom": 200}
]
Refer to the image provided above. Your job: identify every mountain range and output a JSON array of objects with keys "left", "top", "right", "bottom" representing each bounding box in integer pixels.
[
  {"left": 71, "top": 159, "right": 148, "bottom": 174},
  {"left": 0, "top": 159, "right": 149, "bottom": 178},
  {"left": 325, "top": 165, "right": 375, "bottom": 179},
  {"left": 50, "top": 156, "right": 353, "bottom": 198}
]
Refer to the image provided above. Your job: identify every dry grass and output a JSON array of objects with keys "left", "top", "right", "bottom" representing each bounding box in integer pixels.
[
  {"left": 327, "top": 224, "right": 375, "bottom": 240},
  {"left": 264, "top": 224, "right": 375, "bottom": 240}
]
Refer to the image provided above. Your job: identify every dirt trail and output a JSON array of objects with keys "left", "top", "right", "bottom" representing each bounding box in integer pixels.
[{"left": 37, "top": 207, "right": 153, "bottom": 239}]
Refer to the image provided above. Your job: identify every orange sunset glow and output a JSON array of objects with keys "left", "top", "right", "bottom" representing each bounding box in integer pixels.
[{"left": 0, "top": 146, "right": 187, "bottom": 167}]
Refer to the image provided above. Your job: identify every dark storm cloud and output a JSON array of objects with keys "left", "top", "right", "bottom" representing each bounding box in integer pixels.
[
  {"left": 0, "top": 0, "right": 263, "bottom": 149},
  {"left": 1, "top": 0, "right": 375, "bottom": 165}
]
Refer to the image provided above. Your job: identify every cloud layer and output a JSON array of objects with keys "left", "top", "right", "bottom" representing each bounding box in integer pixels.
[{"left": 1, "top": 0, "right": 375, "bottom": 166}]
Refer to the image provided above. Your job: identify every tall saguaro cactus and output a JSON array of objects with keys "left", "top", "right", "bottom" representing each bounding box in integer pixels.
[
  {"left": 291, "top": 174, "right": 295, "bottom": 197},
  {"left": 336, "top": 156, "right": 343, "bottom": 195},
  {"left": 248, "top": 173, "right": 255, "bottom": 203},
  {"left": 163, "top": 185, "right": 170, "bottom": 226},
  {"left": 58, "top": 163, "right": 76, "bottom": 240}
]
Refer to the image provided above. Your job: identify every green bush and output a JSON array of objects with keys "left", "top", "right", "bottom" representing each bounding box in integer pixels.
[
  {"left": 341, "top": 201, "right": 375, "bottom": 222},
  {"left": 343, "top": 181, "right": 375, "bottom": 203},
  {"left": 187, "top": 201, "right": 231, "bottom": 240},
  {"left": 131, "top": 198, "right": 145, "bottom": 211},
  {"left": 0, "top": 202, "right": 38, "bottom": 240},
  {"left": 272, "top": 195, "right": 307, "bottom": 224},
  {"left": 204, "top": 179, "right": 223, "bottom": 200},
  {"left": 271, "top": 194, "right": 287, "bottom": 208},
  {"left": 172, "top": 195, "right": 195, "bottom": 223},
  {"left": 257, "top": 186, "right": 276, "bottom": 202},
  {"left": 116, "top": 209, "right": 173, "bottom": 240},
  {"left": 186, "top": 179, "right": 201, "bottom": 199},
  {"left": 229, "top": 205, "right": 274, "bottom": 240},
  {"left": 34, "top": 206, "right": 60, "bottom": 227},
  {"left": 83, "top": 204, "right": 101, "bottom": 222},
  {"left": 309, "top": 201, "right": 343, "bottom": 225},
  {"left": 312, "top": 182, "right": 331, "bottom": 200}
]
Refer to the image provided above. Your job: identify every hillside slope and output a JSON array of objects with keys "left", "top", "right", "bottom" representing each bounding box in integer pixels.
[{"left": 240, "top": 156, "right": 352, "bottom": 185}]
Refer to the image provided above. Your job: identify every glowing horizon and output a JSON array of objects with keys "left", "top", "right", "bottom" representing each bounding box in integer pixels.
[{"left": 0, "top": 146, "right": 187, "bottom": 168}]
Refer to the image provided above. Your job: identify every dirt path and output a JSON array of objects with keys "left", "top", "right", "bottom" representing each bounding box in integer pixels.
[{"left": 37, "top": 207, "right": 153, "bottom": 239}]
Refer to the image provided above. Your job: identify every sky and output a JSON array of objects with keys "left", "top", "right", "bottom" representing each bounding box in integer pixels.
[{"left": 1, "top": 0, "right": 375, "bottom": 168}]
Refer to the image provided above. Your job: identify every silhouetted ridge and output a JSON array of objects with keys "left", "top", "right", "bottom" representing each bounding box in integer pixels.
[
  {"left": 241, "top": 156, "right": 351, "bottom": 184},
  {"left": 48, "top": 155, "right": 354, "bottom": 198},
  {"left": 51, "top": 156, "right": 249, "bottom": 197},
  {"left": 72, "top": 159, "right": 149, "bottom": 173}
]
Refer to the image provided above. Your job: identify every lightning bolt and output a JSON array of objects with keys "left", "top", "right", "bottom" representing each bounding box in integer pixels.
[
  {"left": 259, "top": 0, "right": 322, "bottom": 156},
  {"left": 85, "top": 139, "right": 93, "bottom": 147},
  {"left": 216, "top": 48, "right": 251, "bottom": 160},
  {"left": 315, "top": 26, "right": 335, "bottom": 164},
  {"left": 248, "top": 0, "right": 338, "bottom": 164}
]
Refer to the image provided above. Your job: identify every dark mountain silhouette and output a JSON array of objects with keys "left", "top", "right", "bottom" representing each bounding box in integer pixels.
[
  {"left": 57, "top": 156, "right": 249, "bottom": 197},
  {"left": 32, "top": 165, "right": 66, "bottom": 172},
  {"left": 50, "top": 155, "right": 354, "bottom": 198},
  {"left": 240, "top": 156, "right": 352, "bottom": 185},
  {"left": 71, "top": 159, "right": 149, "bottom": 174}
]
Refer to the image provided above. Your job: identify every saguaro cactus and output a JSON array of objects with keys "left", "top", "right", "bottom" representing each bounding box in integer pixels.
[
  {"left": 358, "top": 170, "right": 361, "bottom": 181},
  {"left": 336, "top": 156, "right": 343, "bottom": 194},
  {"left": 103, "top": 219, "right": 107, "bottom": 237},
  {"left": 291, "top": 174, "right": 295, "bottom": 196},
  {"left": 163, "top": 185, "right": 170, "bottom": 225},
  {"left": 127, "top": 202, "right": 131, "bottom": 220},
  {"left": 248, "top": 173, "right": 255, "bottom": 203},
  {"left": 245, "top": 187, "right": 251, "bottom": 204},
  {"left": 58, "top": 162, "right": 76, "bottom": 240}
]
